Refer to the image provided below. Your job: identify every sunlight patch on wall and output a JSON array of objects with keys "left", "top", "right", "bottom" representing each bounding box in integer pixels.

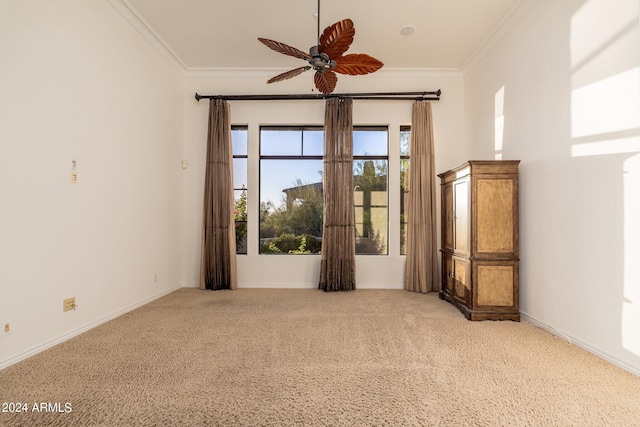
[
  {"left": 495, "top": 86, "right": 505, "bottom": 160},
  {"left": 622, "top": 153, "right": 640, "bottom": 356},
  {"left": 570, "top": 0, "right": 638, "bottom": 70},
  {"left": 571, "top": 67, "right": 640, "bottom": 139},
  {"left": 571, "top": 136, "right": 640, "bottom": 157}
]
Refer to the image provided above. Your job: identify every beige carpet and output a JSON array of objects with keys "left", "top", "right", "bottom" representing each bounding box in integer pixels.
[{"left": 0, "top": 289, "right": 639, "bottom": 426}]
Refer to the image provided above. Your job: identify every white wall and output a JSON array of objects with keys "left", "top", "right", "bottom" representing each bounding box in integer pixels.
[
  {"left": 464, "top": 0, "right": 640, "bottom": 373},
  {"left": 182, "top": 70, "right": 465, "bottom": 288},
  {"left": 0, "top": 0, "right": 184, "bottom": 367}
]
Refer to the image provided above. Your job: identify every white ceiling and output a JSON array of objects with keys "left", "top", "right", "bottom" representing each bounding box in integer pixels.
[{"left": 123, "top": 0, "right": 523, "bottom": 71}]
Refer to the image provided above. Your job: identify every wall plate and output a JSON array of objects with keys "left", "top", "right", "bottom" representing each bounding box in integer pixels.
[{"left": 1, "top": 321, "right": 10, "bottom": 337}]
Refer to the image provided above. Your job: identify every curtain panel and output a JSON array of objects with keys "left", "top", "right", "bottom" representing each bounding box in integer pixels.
[
  {"left": 405, "top": 101, "right": 438, "bottom": 293},
  {"left": 200, "top": 99, "right": 237, "bottom": 290},
  {"left": 319, "top": 98, "right": 356, "bottom": 292}
]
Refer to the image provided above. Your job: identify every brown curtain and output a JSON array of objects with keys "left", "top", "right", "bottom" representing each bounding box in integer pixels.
[
  {"left": 405, "top": 101, "right": 438, "bottom": 293},
  {"left": 200, "top": 99, "right": 237, "bottom": 290},
  {"left": 319, "top": 98, "right": 356, "bottom": 292}
]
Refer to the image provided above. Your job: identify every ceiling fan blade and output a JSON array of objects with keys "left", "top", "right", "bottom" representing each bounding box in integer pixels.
[
  {"left": 258, "top": 38, "right": 312, "bottom": 60},
  {"left": 267, "top": 66, "right": 311, "bottom": 83},
  {"left": 314, "top": 70, "right": 337, "bottom": 94},
  {"left": 333, "top": 54, "right": 384, "bottom": 76},
  {"left": 318, "top": 19, "right": 355, "bottom": 59}
]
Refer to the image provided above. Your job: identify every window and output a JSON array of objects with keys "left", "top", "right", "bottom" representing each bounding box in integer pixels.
[
  {"left": 353, "top": 127, "right": 388, "bottom": 255},
  {"left": 400, "top": 126, "right": 411, "bottom": 255},
  {"left": 258, "top": 126, "right": 389, "bottom": 255},
  {"left": 259, "top": 127, "right": 324, "bottom": 254},
  {"left": 232, "top": 126, "right": 248, "bottom": 254}
]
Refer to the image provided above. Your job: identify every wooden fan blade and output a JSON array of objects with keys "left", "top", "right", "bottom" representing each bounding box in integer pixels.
[
  {"left": 258, "top": 38, "right": 312, "bottom": 60},
  {"left": 318, "top": 19, "right": 355, "bottom": 59},
  {"left": 267, "top": 66, "right": 311, "bottom": 83},
  {"left": 314, "top": 70, "right": 338, "bottom": 94},
  {"left": 333, "top": 54, "right": 384, "bottom": 76}
]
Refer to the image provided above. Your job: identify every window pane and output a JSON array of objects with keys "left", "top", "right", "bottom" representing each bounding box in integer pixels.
[
  {"left": 234, "top": 188, "right": 247, "bottom": 254},
  {"left": 400, "top": 126, "right": 411, "bottom": 156},
  {"left": 354, "top": 129, "right": 388, "bottom": 156},
  {"left": 354, "top": 159, "right": 388, "bottom": 254},
  {"left": 400, "top": 158, "right": 410, "bottom": 193},
  {"left": 261, "top": 129, "right": 303, "bottom": 156},
  {"left": 303, "top": 130, "right": 323, "bottom": 155},
  {"left": 400, "top": 189, "right": 408, "bottom": 256},
  {"left": 260, "top": 159, "right": 324, "bottom": 254},
  {"left": 231, "top": 128, "right": 248, "bottom": 156},
  {"left": 233, "top": 158, "right": 247, "bottom": 190}
]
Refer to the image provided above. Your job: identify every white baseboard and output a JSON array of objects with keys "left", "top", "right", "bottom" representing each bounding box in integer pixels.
[
  {"left": 182, "top": 283, "right": 200, "bottom": 288},
  {"left": 358, "top": 284, "right": 404, "bottom": 290},
  {"left": 521, "top": 312, "right": 640, "bottom": 377},
  {"left": 186, "top": 283, "right": 404, "bottom": 290},
  {"left": 237, "top": 283, "right": 317, "bottom": 289},
  {"left": 0, "top": 284, "right": 183, "bottom": 371}
]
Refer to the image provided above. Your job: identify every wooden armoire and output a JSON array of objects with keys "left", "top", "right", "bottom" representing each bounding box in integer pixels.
[{"left": 438, "top": 161, "right": 520, "bottom": 321}]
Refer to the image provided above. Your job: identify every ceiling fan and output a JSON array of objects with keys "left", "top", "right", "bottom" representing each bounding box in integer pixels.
[{"left": 257, "top": 1, "right": 383, "bottom": 94}]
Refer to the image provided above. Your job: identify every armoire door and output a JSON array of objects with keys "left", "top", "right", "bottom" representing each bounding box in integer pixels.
[
  {"left": 453, "top": 177, "right": 470, "bottom": 256},
  {"left": 452, "top": 256, "right": 470, "bottom": 306},
  {"left": 442, "top": 182, "right": 454, "bottom": 252}
]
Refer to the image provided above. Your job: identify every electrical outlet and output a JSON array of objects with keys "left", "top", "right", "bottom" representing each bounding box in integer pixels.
[
  {"left": 63, "top": 297, "right": 76, "bottom": 312},
  {"left": 1, "top": 322, "right": 10, "bottom": 336},
  {"left": 70, "top": 171, "right": 78, "bottom": 184}
]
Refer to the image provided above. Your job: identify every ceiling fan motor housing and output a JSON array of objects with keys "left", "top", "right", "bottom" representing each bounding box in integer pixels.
[{"left": 309, "top": 45, "right": 337, "bottom": 72}]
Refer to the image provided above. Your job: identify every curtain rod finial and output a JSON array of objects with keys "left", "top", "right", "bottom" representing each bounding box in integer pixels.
[{"left": 195, "top": 93, "right": 202, "bottom": 102}]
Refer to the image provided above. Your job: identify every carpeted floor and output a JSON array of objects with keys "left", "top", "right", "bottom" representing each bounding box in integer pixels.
[{"left": 0, "top": 288, "right": 639, "bottom": 426}]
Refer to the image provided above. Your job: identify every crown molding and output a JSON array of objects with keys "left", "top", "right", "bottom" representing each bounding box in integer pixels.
[
  {"left": 183, "top": 67, "right": 463, "bottom": 79},
  {"left": 461, "top": 0, "right": 541, "bottom": 76},
  {"left": 107, "top": 0, "right": 187, "bottom": 73}
]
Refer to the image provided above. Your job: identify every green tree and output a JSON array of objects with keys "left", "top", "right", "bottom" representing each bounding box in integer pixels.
[
  {"left": 259, "top": 178, "right": 324, "bottom": 253},
  {"left": 234, "top": 186, "right": 247, "bottom": 252}
]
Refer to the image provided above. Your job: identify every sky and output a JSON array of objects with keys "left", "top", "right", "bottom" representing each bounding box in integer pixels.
[{"left": 232, "top": 127, "right": 392, "bottom": 209}]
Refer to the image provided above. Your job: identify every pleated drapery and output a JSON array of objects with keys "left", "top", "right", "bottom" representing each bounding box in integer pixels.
[
  {"left": 200, "top": 99, "right": 237, "bottom": 290},
  {"left": 319, "top": 98, "right": 356, "bottom": 292},
  {"left": 405, "top": 101, "right": 438, "bottom": 293}
]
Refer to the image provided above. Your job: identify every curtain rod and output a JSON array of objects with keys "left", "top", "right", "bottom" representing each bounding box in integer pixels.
[{"left": 194, "top": 90, "right": 441, "bottom": 102}]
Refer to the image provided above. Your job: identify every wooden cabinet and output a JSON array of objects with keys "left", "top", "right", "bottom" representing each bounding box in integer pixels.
[{"left": 438, "top": 161, "right": 520, "bottom": 321}]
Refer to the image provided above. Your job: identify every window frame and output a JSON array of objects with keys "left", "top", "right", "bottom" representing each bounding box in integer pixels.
[
  {"left": 232, "top": 125, "right": 248, "bottom": 255},
  {"left": 259, "top": 126, "right": 324, "bottom": 255},
  {"left": 400, "top": 125, "right": 411, "bottom": 255},
  {"left": 257, "top": 125, "right": 391, "bottom": 255},
  {"left": 353, "top": 126, "right": 389, "bottom": 255}
]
